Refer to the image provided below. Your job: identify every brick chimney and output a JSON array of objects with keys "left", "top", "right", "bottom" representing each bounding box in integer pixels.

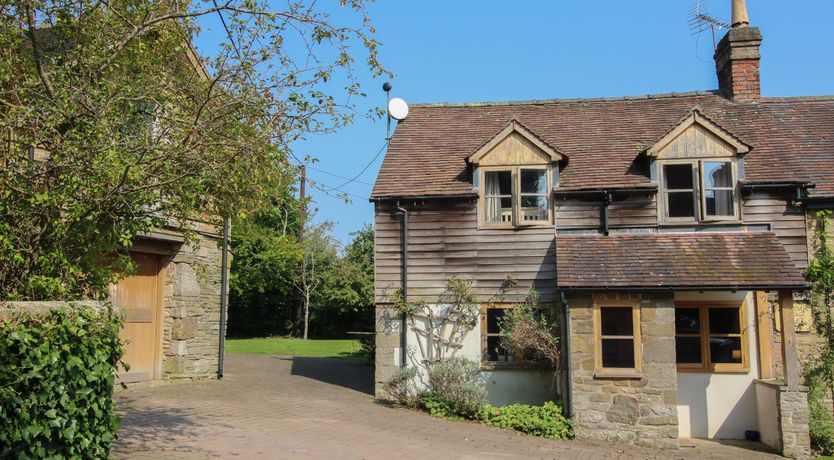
[{"left": 714, "top": 0, "right": 762, "bottom": 102}]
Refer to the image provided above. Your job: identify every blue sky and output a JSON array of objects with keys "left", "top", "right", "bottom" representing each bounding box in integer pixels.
[{"left": 196, "top": 1, "right": 834, "bottom": 245}]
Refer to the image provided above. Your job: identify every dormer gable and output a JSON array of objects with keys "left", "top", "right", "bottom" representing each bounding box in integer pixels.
[
  {"left": 644, "top": 109, "right": 751, "bottom": 159},
  {"left": 467, "top": 119, "right": 566, "bottom": 166}
]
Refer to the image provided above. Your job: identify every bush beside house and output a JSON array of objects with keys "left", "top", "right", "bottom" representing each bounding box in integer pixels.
[{"left": 0, "top": 305, "right": 124, "bottom": 458}]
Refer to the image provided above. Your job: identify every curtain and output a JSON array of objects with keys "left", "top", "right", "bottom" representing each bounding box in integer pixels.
[{"left": 485, "top": 172, "right": 502, "bottom": 223}]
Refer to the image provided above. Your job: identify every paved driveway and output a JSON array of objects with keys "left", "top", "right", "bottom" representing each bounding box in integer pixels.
[{"left": 114, "top": 354, "right": 780, "bottom": 459}]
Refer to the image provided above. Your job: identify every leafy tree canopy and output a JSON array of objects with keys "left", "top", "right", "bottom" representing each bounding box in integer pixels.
[{"left": 0, "top": 0, "right": 388, "bottom": 300}]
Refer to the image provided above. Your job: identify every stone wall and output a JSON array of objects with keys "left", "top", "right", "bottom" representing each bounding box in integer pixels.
[
  {"left": 374, "top": 305, "right": 402, "bottom": 398},
  {"left": 158, "top": 230, "right": 224, "bottom": 380},
  {"left": 567, "top": 292, "right": 678, "bottom": 448}
]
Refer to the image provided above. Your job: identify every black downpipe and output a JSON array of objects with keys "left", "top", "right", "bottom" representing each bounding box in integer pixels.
[
  {"left": 601, "top": 191, "right": 612, "bottom": 236},
  {"left": 560, "top": 291, "right": 573, "bottom": 418},
  {"left": 217, "top": 216, "right": 230, "bottom": 379},
  {"left": 397, "top": 202, "right": 408, "bottom": 368}
]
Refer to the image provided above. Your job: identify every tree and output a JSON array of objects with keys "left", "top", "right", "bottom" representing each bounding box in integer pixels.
[
  {"left": 227, "top": 198, "right": 301, "bottom": 338},
  {"left": 0, "top": 0, "right": 389, "bottom": 300},
  {"left": 294, "top": 221, "right": 337, "bottom": 339},
  {"left": 312, "top": 223, "right": 374, "bottom": 335},
  {"left": 806, "top": 209, "right": 834, "bottom": 453}
]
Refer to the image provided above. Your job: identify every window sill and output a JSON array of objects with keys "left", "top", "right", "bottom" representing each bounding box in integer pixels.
[
  {"left": 593, "top": 371, "right": 643, "bottom": 380},
  {"left": 677, "top": 367, "right": 750, "bottom": 374},
  {"left": 481, "top": 361, "right": 549, "bottom": 371}
]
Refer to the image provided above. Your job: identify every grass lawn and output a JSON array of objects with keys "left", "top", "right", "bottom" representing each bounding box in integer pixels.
[{"left": 225, "top": 337, "right": 367, "bottom": 361}]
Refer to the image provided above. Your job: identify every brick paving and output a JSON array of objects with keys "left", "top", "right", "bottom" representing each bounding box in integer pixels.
[{"left": 114, "top": 354, "right": 782, "bottom": 459}]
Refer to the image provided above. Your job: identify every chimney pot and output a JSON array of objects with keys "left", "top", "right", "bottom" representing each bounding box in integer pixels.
[{"left": 731, "top": 0, "right": 750, "bottom": 28}]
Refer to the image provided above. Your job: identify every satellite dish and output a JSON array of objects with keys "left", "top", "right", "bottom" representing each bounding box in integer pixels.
[{"left": 388, "top": 97, "right": 409, "bottom": 120}]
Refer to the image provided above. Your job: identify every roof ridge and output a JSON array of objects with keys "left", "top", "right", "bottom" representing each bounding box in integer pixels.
[
  {"left": 409, "top": 90, "right": 720, "bottom": 108},
  {"left": 761, "top": 95, "right": 834, "bottom": 103}
]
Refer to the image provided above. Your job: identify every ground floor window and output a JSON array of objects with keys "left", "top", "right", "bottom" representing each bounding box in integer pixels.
[
  {"left": 675, "top": 301, "right": 748, "bottom": 372},
  {"left": 482, "top": 305, "right": 515, "bottom": 365},
  {"left": 593, "top": 301, "right": 642, "bottom": 376}
]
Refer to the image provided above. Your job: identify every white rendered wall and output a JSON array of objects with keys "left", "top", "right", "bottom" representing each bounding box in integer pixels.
[
  {"left": 398, "top": 304, "right": 556, "bottom": 407},
  {"left": 675, "top": 291, "right": 760, "bottom": 439}
]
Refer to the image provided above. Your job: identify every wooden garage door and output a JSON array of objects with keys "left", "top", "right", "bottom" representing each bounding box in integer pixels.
[{"left": 110, "top": 252, "right": 164, "bottom": 382}]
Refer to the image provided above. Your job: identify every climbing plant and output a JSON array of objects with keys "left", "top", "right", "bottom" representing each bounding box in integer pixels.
[{"left": 805, "top": 209, "right": 834, "bottom": 453}]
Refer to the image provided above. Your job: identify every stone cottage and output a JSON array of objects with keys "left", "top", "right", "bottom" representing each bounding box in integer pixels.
[{"left": 371, "top": 2, "right": 833, "bottom": 457}]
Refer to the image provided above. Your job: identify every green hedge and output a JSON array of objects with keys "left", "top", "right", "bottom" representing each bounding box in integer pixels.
[{"left": 0, "top": 307, "right": 125, "bottom": 458}]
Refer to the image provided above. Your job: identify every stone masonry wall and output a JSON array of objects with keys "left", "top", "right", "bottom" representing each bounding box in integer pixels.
[
  {"left": 374, "top": 305, "right": 401, "bottom": 398},
  {"left": 160, "top": 231, "right": 224, "bottom": 380},
  {"left": 567, "top": 292, "right": 678, "bottom": 448}
]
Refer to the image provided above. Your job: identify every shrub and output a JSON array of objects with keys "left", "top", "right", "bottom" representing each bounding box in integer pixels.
[
  {"left": 382, "top": 366, "right": 419, "bottom": 406},
  {"left": 498, "top": 292, "right": 561, "bottom": 369},
  {"left": 0, "top": 307, "right": 125, "bottom": 458},
  {"left": 419, "top": 392, "right": 463, "bottom": 420},
  {"left": 808, "top": 372, "right": 834, "bottom": 455},
  {"left": 425, "top": 356, "right": 486, "bottom": 419},
  {"left": 478, "top": 401, "right": 574, "bottom": 440}
]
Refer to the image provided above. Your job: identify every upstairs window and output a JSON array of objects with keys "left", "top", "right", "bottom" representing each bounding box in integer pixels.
[
  {"left": 481, "top": 166, "right": 551, "bottom": 227},
  {"left": 660, "top": 160, "right": 737, "bottom": 221}
]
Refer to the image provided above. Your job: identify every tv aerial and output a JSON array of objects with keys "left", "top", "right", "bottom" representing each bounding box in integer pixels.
[{"left": 688, "top": 1, "right": 730, "bottom": 50}]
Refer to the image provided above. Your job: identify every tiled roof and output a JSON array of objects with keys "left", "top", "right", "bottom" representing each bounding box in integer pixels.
[
  {"left": 372, "top": 91, "right": 834, "bottom": 199},
  {"left": 555, "top": 232, "right": 807, "bottom": 290}
]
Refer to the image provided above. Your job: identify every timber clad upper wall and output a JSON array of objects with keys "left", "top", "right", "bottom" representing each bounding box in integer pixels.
[
  {"left": 374, "top": 201, "right": 556, "bottom": 304},
  {"left": 742, "top": 192, "right": 808, "bottom": 268},
  {"left": 373, "top": 92, "right": 834, "bottom": 199},
  {"left": 554, "top": 196, "right": 657, "bottom": 230}
]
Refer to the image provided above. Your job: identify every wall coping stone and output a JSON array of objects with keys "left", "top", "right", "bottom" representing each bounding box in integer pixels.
[{"left": 0, "top": 301, "right": 120, "bottom": 320}]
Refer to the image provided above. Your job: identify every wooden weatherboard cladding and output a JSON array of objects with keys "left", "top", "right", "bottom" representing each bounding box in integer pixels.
[
  {"left": 466, "top": 119, "right": 565, "bottom": 166},
  {"left": 373, "top": 201, "right": 557, "bottom": 304}
]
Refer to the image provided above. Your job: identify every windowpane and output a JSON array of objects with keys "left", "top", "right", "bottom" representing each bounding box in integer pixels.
[
  {"left": 600, "top": 307, "right": 633, "bottom": 336},
  {"left": 486, "top": 308, "right": 505, "bottom": 334},
  {"left": 602, "top": 339, "right": 635, "bottom": 368},
  {"left": 703, "top": 162, "right": 733, "bottom": 188},
  {"left": 485, "top": 198, "right": 512, "bottom": 223},
  {"left": 710, "top": 337, "right": 743, "bottom": 363},
  {"left": 664, "top": 164, "right": 694, "bottom": 190},
  {"left": 667, "top": 191, "right": 695, "bottom": 218},
  {"left": 675, "top": 308, "right": 701, "bottom": 334},
  {"left": 708, "top": 307, "right": 741, "bottom": 334},
  {"left": 520, "top": 169, "right": 547, "bottom": 194},
  {"left": 519, "top": 196, "right": 547, "bottom": 222},
  {"left": 485, "top": 171, "right": 512, "bottom": 195},
  {"left": 676, "top": 337, "right": 702, "bottom": 364},
  {"left": 705, "top": 190, "right": 734, "bottom": 216},
  {"left": 487, "top": 335, "right": 513, "bottom": 362}
]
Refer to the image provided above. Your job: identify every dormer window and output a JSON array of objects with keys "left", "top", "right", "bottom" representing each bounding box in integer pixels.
[
  {"left": 483, "top": 167, "right": 549, "bottom": 226},
  {"left": 467, "top": 119, "right": 566, "bottom": 229},
  {"left": 646, "top": 110, "right": 751, "bottom": 224}
]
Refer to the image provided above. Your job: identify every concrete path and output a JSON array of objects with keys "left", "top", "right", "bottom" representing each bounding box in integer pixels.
[{"left": 114, "top": 354, "right": 781, "bottom": 459}]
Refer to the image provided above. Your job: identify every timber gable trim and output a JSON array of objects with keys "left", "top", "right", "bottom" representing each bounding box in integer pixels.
[
  {"left": 644, "top": 109, "right": 751, "bottom": 158},
  {"left": 467, "top": 119, "right": 566, "bottom": 166}
]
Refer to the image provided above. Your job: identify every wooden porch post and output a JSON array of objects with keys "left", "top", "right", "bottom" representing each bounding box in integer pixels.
[
  {"left": 778, "top": 290, "right": 800, "bottom": 390},
  {"left": 754, "top": 291, "right": 773, "bottom": 379}
]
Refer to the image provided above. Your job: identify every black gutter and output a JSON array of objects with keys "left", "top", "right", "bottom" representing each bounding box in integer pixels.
[
  {"left": 396, "top": 201, "right": 409, "bottom": 369},
  {"left": 559, "top": 284, "right": 808, "bottom": 292},
  {"left": 740, "top": 182, "right": 814, "bottom": 203},
  {"left": 370, "top": 194, "right": 478, "bottom": 203},
  {"left": 552, "top": 187, "right": 657, "bottom": 199},
  {"left": 217, "top": 216, "right": 230, "bottom": 379}
]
